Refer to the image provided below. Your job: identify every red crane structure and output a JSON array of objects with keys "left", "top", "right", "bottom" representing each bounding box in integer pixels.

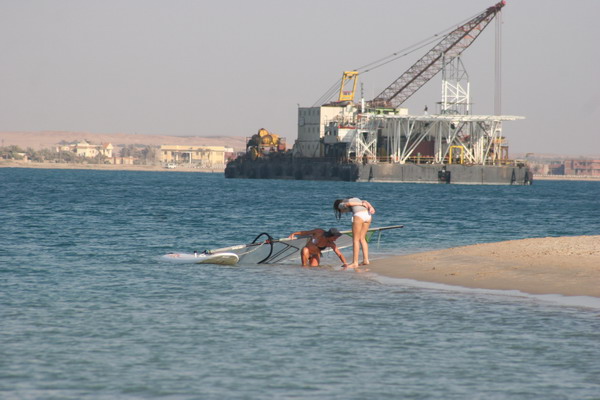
[{"left": 370, "top": 1, "right": 505, "bottom": 109}]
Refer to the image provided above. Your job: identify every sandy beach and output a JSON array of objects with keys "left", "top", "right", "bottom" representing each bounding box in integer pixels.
[
  {"left": 370, "top": 236, "right": 600, "bottom": 298},
  {"left": 534, "top": 175, "right": 600, "bottom": 181}
]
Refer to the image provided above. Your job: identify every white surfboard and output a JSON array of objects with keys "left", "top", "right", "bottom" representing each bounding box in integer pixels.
[{"left": 160, "top": 252, "right": 239, "bottom": 265}]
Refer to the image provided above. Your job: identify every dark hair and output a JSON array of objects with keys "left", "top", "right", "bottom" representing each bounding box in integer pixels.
[
  {"left": 333, "top": 199, "right": 344, "bottom": 220},
  {"left": 324, "top": 228, "right": 341, "bottom": 238}
]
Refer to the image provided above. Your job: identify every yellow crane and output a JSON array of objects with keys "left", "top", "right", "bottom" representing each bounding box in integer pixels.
[{"left": 338, "top": 71, "right": 359, "bottom": 102}]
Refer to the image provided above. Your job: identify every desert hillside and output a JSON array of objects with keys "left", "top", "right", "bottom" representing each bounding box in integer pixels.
[{"left": 0, "top": 131, "right": 248, "bottom": 152}]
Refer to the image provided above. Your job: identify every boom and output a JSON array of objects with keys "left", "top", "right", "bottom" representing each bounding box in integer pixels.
[{"left": 371, "top": 1, "right": 505, "bottom": 109}]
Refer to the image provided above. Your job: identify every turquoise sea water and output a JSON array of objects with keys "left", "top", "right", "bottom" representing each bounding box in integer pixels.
[{"left": 1, "top": 168, "right": 599, "bottom": 399}]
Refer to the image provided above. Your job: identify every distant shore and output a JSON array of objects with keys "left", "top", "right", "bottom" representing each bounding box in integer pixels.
[
  {"left": 3, "top": 161, "right": 600, "bottom": 181},
  {"left": 0, "top": 160, "right": 224, "bottom": 173},
  {"left": 533, "top": 174, "right": 600, "bottom": 181},
  {"left": 370, "top": 236, "right": 600, "bottom": 298}
]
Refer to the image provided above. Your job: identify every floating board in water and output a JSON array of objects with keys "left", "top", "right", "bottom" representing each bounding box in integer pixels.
[{"left": 161, "top": 252, "right": 239, "bottom": 265}]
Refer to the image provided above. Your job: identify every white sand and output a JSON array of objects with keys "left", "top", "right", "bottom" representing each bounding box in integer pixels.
[{"left": 370, "top": 236, "right": 600, "bottom": 297}]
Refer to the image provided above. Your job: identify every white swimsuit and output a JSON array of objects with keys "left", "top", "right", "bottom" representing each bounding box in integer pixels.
[{"left": 353, "top": 210, "right": 372, "bottom": 223}]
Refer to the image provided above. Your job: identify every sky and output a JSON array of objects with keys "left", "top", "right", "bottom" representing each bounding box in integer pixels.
[{"left": 1, "top": 0, "right": 599, "bottom": 156}]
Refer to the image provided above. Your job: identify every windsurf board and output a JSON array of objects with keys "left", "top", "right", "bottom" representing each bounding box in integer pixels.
[{"left": 160, "top": 252, "right": 239, "bottom": 265}]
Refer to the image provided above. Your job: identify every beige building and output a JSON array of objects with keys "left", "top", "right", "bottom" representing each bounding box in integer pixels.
[
  {"left": 58, "top": 140, "right": 113, "bottom": 158},
  {"left": 295, "top": 105, "right": 351, "bottom": 157},
  {"left": 160, "top": 145, "right": 229, "bottom": 167},
  {"left": 112, "top": 156, "right": 135, "bottom": 165},
  {"left": 564, "top": 159, "right": 600, "bottom": 176}
]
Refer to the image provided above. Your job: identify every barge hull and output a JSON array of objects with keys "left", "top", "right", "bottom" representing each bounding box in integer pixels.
[{"left": 225, "top": 158, "right": 532, "bottom": 185}]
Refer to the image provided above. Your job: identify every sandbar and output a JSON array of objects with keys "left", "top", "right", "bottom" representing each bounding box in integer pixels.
[{"left": 370, "top": 236, "right": 600, "bottom": 297}]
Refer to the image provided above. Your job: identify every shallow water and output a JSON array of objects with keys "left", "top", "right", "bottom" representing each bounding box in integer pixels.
[{"left": 1, "top": 169, "right": 599, "bottom": 399}]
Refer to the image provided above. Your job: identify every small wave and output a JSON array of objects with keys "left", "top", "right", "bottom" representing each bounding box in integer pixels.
[{"left": 370, "top": 274, "right": 600, "bottom": 310}]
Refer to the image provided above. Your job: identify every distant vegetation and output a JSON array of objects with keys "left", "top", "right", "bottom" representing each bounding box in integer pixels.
[
  {"left": 118, "top": 144, "right": 158, "bottom": 164},
  {"left": 0, "top": 144, "right": 159, "bottom": 164},
  {"left": 0, "top": 145, "right": 83, "bottom": 163}
]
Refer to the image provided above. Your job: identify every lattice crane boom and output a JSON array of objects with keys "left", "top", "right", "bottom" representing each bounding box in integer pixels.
[{"left": 371, "top": 1, "right": 505, "bottom": 109}]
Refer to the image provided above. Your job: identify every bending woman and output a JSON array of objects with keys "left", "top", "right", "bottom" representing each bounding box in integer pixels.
[
  {"left": 333, "top": 198, "right": 375, "bottom": 270},
  {"left": 288, "top": 228, "right": 347, "bottom": 268}
]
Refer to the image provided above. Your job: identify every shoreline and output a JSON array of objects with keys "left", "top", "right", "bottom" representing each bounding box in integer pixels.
[
  {"left": 0, "top": 160, "right": 224, "bottom": 173},
  {"left": 369, "top": 236, "right": 600, "bottom": 298},
  {"left": 2, "top": 161, "right": 600, "bottom": 181},
  {"left": 533, "top": 174, "right": 600, "bottom": 181}
]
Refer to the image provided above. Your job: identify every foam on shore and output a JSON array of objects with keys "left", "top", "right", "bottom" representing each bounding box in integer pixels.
[{"left": 370, "top": 274, "right": 600, "bottom": 310}]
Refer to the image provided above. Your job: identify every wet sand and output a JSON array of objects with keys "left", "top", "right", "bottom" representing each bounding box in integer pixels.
[{"left": 370, "top": 236, "right": 600, "bottom": 297}]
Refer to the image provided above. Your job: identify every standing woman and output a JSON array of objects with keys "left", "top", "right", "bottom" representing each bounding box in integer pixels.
[{"left": 333, "top": 198, "right": 375, "bottom": 270}]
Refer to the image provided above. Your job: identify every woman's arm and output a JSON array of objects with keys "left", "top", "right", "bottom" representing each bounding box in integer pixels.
[
  {"left": 361, "top": 200, "right": 375, "bottom": 214},
  {"left": 342, "top": 199, "right": 375, "bottom": 214},
  {"left": 331, "top": 243, "right": 348, "bottom": 267},
  {"left": 288, "top": 229, "right": 322, "bottom": 239},
  {"left": 342, "top": 199, "right": 361, "bottom": 207}
]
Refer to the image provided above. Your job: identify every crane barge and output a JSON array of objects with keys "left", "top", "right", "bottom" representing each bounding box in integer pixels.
[{"left": 225, "top": 1, "right": 532, "bottom": 185}]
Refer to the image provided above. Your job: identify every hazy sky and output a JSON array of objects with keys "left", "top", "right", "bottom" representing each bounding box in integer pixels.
[{"left": 1, "top": 0, "right": 599, "bottom": 155}]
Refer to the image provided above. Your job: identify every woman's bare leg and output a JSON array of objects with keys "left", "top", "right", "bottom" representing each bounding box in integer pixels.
[
  {"left": 360, "top": 219, "right": 372, "bottom": 265},
  {"left": 301, "top": 247, "right": 310, "bottom": 266},
  {"left": 347, "top": 217, "right": 363, "bottom": 269},
  {"left": 310, "top": 253, "right": 320, "bottom": 267}
]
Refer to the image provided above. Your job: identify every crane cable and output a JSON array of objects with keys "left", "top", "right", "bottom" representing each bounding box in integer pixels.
[
  {"left": 355, "top": 11, "right": 480, "bottom": 73},
  {"left": 312, "top": 78, "right": 344, "bottom": 107},
  {"left": 312, "top": 10, "right": 483, "bottom": 106}
]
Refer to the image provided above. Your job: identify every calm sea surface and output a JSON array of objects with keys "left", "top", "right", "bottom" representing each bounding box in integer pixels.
[{"left": 1, "top": 168, "right": 599, "bottom": 399}]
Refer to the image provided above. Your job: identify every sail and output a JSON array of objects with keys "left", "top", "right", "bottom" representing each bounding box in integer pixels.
[{"left": 208, "top": 225, "right": 403, "bottom": 265}]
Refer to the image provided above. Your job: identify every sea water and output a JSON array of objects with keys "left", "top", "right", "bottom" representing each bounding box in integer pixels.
[{"left": 1, "top": 168, "right": 599, "bottom": 399}]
